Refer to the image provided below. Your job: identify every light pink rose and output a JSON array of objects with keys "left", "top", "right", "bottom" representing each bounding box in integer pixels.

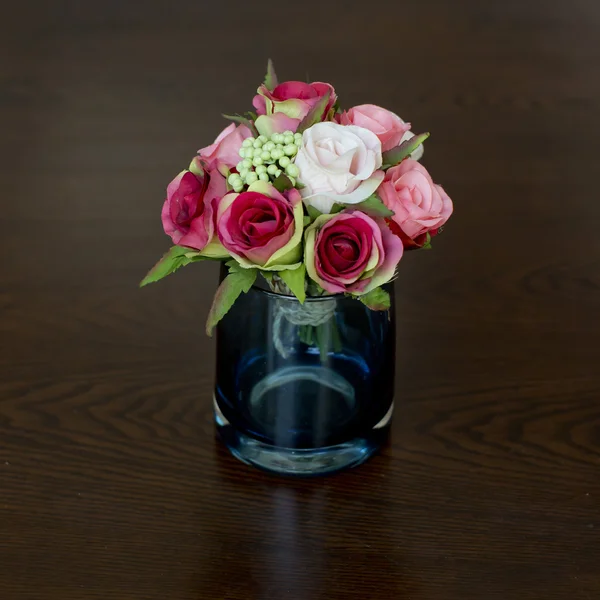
[
  {"left": 161, "top": 162, "right": 227, "bottom": 251},
  {"left": 198, "top": 123, "right": 252, "bottom": 170},
  {"left": 295, "top": 122, "right": 384, "bottom": 214},
  {"left": 378, "top": 159, "right": 453, "bottom": 241},
  {"left": 253, "top": 81, "right": 336, "bottom": 135},
  {"left": 304, "top": 211, "right": 404, "bottom": 295},
  {"left": 338, "top": 104, "right": 411, "bottom": 152}
]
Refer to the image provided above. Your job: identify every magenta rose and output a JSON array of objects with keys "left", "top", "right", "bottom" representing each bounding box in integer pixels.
[
  {"left": 305, "top": 211, "right": 404, "bottom": 295},
  {"left": 198, "top": 123, "right": 252, "bottom": 171},
  {"left": 217, "top": 181, "right": 304, "bottom": 270},
  {"left": 338, "top": 104, "right": 411, "bottom": 152},
  {"left": 378, "top": 159, "right": 453, "bottom": 242},
  {"left": 161, "top": 160, "right": 227, "bottom": 251},
  {"left": 253, "top": 81, "right": 337, "bottom": 136}
]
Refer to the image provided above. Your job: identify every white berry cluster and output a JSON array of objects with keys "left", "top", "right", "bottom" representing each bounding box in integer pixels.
[{"left": 227, "top": 130, "right": 302, "bottom": 192}]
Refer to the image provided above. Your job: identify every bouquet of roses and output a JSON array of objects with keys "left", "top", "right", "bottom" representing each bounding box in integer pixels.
[{"left": 141, "top": 60, "right": 453, "bottom": 338}]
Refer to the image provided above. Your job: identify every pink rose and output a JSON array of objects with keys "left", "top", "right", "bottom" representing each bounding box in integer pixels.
[
  {"left": 198, "top": 123, "right": 252, "bottom": 170},
  {"left": 161, "top": 160, "right": 227, "bottom": 251},
  {"left": 338, "top": 104, "right": 411, "bottom": 152},
  {"left": 378, "top": 159, "right": 453, "bottom": 242},
  {"left": 304, "top": 211, "right": 404, "bottom": 295},
  {"left": 253, "top": 81, "right": 337, "bottom": 136},
  {"left": 217, "top": 181, "right": 304, "bottom": 270}
]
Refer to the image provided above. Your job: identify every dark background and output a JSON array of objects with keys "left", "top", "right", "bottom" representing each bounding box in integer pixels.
[{"left": 1, "top": 1, "right": 599, "bottom": 598}]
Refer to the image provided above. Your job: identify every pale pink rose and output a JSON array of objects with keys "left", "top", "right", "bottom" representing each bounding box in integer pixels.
[
  {"left": 378, "top": 159, "right": 453, "bottom": 241},
  {"left": 198, "top": 123, "right": 252, "bottom": 170},
  {"left": 295, "top": 122, "right": 384, "bottom": 214},
  {"left": 338, "top": 104, "right": 411, "bottom": 152}
]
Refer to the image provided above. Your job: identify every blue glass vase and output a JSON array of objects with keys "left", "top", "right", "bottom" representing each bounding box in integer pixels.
[{"left": 214, "top": 274, "right": 395, "bottom": 476}]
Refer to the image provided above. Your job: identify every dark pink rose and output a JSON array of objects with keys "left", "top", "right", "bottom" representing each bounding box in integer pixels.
[
  {"left": 378, "top": 159, "right": 453, "bottom": 242},
  {"left": 253, "top": 81, "right": 337, "bottom": 134},
  {"left": 161, "top": 162, "right": 226, "bottom": 251},
  {"left": 305, "top": 211, "right": 404, "bottom": 295},
  {"left": 216, "top": 181, "right": 304, "bottom": 269}
]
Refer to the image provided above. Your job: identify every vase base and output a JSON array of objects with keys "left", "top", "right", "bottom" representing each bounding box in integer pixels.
[{"left": 215, "top": 412, "right": 386, "bottom": 476}]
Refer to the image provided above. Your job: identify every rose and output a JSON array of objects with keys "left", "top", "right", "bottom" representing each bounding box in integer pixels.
[
  {"left": 253, "top": 81, "right": 337, "bottom": 136},
  {"left": 198, "top": 123, "right": 252, "bottom": 171},
  {"left": 378, "top": 159, "right": 453, "bottom": 245},
  {"left": 217, "top": 181, "right": 304, "bottom": 270},
  {"left": 305, "top": 211, "right": 404, "bottom": 294},
  {"left": 161, "top": 158, "right": 228, "bottom": 253},
  {"left": 338, "top": 104, "right": 412, "bottom": 152},
  {"left": 294, "top": 122, "right": 384, "bottom": 214}
]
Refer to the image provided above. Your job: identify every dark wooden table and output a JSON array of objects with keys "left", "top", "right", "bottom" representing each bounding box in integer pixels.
[{"left": 1, "top": 1, "right": 599, "bottom": 598}]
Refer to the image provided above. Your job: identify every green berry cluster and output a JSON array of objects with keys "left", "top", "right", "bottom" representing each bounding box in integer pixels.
[{"left": 227, "top": 130, "right": 302, "bottom": 192}]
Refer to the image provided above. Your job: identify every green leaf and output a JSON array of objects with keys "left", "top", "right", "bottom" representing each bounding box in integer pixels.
[
  {"left": 205, "top": 265, "right": 258, "bottom": 336},
  {"left": 278, "top": 265, "right": 306, "bottom": 303},
  {"left": 330, "top": 203, "right": 345, "bottom": 214},
  {"left": 296, "top": 90, "right": 331, "bottom": 133},
  {"left": 421, "top": 232, "right": 432, "bottom": 250},
  {"left": 353, "top": 194, "right": 394, "bottom": 218},
  {"left": 140, "top": 246, "right": 202, "bottom": 287},
  {"left": 272, "top": 173, "right": 294, "bottom": 193},
  {"left": 263, "top": 59, "right": 278, "bottom": 91},
  {"left": 303, "top": 215, "right": 311, "bottom": 228},
  {"left": 222, "top": 113, "right": 258, "bottom": 136},
  {"left": 358, "top": 287, "right": 391, "bottom": 311},
  {"left": 306, "top": 205, "right": 322, "bottom": 222},
  {"left": 382, "top": 132, "right": 430, "bottom": 169}
]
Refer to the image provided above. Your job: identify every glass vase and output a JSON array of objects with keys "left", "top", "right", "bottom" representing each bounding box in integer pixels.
[{"left": 214, "top": 273, "right": 395, "bottom": 476}]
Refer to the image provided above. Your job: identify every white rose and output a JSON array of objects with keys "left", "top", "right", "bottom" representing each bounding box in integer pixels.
[{"left": 295, "top": 122, "right": 384, "bottom": 214}]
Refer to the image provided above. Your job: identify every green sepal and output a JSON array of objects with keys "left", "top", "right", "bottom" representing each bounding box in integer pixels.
[
  {"left": 382, "top": 132, "right": 430, "bottom": 169},
  {"left": 296, "top": 90, "right": 331, "bottom": 133},
  {"left": 356, "top": 287, "right": 391, "bottom": 311},
  {"left": 272, "top": 173, "right": 294, "bottom": 193},
  {"left": 222, "top": 113, "right": 258, "bottom": 137},
  {"left": 278, "top": 264, "right": 306, "bottom": 303},
  {"left": 263, "top": 59, "right": 278, "bottom": 91},
  {"left": 353, "top": 194, "right": 394, "bottom": 218}
]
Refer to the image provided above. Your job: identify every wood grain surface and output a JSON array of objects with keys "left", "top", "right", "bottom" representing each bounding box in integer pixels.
[{"left": 1, "top": 1, "right": 599, "bottom": 598}]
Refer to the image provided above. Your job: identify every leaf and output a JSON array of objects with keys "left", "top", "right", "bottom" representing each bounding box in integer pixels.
[
  {"left": 421, "top": 232, "right": 432, "bottom": 250},
  {"left": 205, "top": 265, "right": 258, "bottom": 336},
  {"left": 382, "top": 132, "right": 430, "bottom": 169},
  {"left": 263, "top": 59, "right": 278, "bottom": 91},
  {"left": 272, "top": 173, "right": 294, "bottom": 193},
  {"left": 140, "top": 246, "right": 201, "bottom": 287},
  {"left": 354, "top": 194, "right": 394, "bottom": 218},
  {"left": 303, "top": 215, "right": 311, "bottom": 228},
  {"left": 278, "top": 265, "right": 306, "bottom": 303},
  {"left": 222, "top": 113, "right": 258, "bottom": 136},
  {"left": 358, "top": 287, "right": 391, "bottom": 311},
  {"left": 296, "top": 90, "right": 331, "bottom": 133},
  {"left": 330, "top": 203, "right": 345, "bottom": 214},
  {"left": 306, "top": 205, "right": 322, "bottom": 222}
]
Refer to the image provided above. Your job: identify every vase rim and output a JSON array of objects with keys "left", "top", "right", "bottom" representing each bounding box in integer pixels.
[{"left": 251, "top": 283, "right": 342, "bottom": 303}]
